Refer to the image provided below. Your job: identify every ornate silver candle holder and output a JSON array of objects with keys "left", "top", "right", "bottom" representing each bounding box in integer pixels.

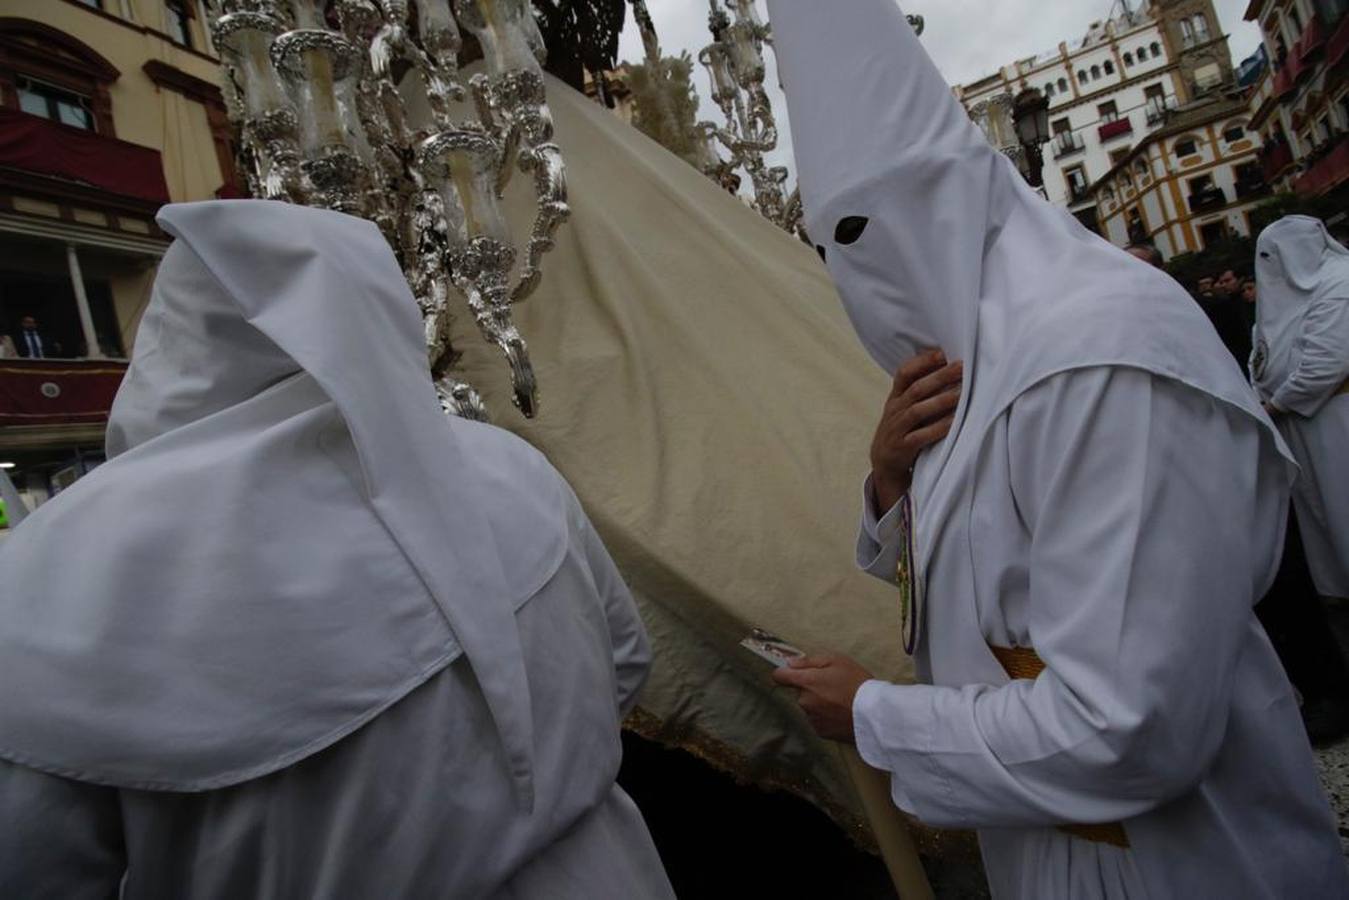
[{"left": 205, "top": 0, "right": 571, "bottom": 420}]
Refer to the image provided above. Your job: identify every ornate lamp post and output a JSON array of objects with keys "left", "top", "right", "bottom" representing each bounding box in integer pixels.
[
  {"left": 1012, "top": 87, "right": 1051, "bottom": 189},
  {"left": 205, "top": 0, "right": 569, "bottom": 421}
]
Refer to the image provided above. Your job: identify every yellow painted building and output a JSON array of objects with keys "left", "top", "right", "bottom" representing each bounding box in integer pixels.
[
  {"left": 0, "top": 0, "right": 232, "bottom": 503},
  {"left": 1088, "top": 97, "right": 1270, "bottom": 258}
]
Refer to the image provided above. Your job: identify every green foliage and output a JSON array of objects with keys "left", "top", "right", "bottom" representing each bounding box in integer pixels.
[
  {"left": 1166, "top": 235, "right": 1257, "bottom": 288},
  {"left": 1247, "top": 187, "right": 1349, "bottom": 235},
  {"left": 625, "top": 52, "right": 703, "bottom": 167}
]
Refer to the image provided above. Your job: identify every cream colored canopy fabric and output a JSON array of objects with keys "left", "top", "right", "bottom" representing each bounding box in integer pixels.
[{"left": 449, "top": 77, "right": 917, "bottom": 837}]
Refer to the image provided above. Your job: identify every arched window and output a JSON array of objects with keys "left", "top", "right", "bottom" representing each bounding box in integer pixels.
[
  {"left": 1174, "top": 134, "right": 1200, "bottom": 158},
  {"left": 1150, "top": 42, "right": 1161, "bottom": 57},
  {"left": 1045, "top": 83, "right": 1055, "bottom": 98},
  {"left": 1104, "top": 60, "right": 1115, "bottom": 76},
  {"left": 1091, "top": 65, "right": 1102, "bottom": 80},
  {"left": 1134, "top": 158, "right": 1149, "bottom": 178},
  {"left": 1058, "top": 77, "right": 1069, "bottom": 92},
  {"left": 1124, "top": 52, "right": 1134, "bottom": 66},
  {"left": 0, "top": 18, "right": 120, "bottom": 135},
  {"left": 1079, "top": 70, "right": 1089, "bottom": 85},
  {"left": 1222, "top": 120, "right": 1247, "bottom": 143}
]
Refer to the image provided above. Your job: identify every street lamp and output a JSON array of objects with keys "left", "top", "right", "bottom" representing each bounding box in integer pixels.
[{"left": 1012, "top": 87, "right": 1051, "bottom": 188}]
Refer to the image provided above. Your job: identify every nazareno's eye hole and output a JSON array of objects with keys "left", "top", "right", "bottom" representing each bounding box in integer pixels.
[
  {"left": 835, "top": 216, "right": 869, "bottom": 245},
  {"left": 1260, "top": 251, "right": 1272, "bottom": 259},
  {"left": 816, "top": 244, "right": 827, "bottom": 263}
]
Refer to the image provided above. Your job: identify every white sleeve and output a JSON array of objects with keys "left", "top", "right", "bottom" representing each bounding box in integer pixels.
[
  {"left": 1271, "top": 292, "right": 1349, "bottom": 417},
  {"left": 850, "top": 369, "right": 1273, "bottom": 829},
  {"left": 577, "top": 512, "right": 652, "bottom": 717},
  {"left": 0, "top": 761, "right": 125, "bottom": 898},
  {"left": 855, "top": 474, "right": 907, "bottom": 582}
]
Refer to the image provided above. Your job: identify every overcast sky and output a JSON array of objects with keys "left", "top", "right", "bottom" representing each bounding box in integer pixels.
[{"left": 614, "top": 0, "right": 1265, "bottom": 182}]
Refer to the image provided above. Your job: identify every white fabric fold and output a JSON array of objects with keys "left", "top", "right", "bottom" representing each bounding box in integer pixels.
[
  {"left": 766, "top": 0, "right": 1294, "bottom": 611},
  {"left": 0, "top": 201, "right": 567, "bottom": 804},
  {"left": 1253, "top": 215, "right": 1349, "bottom": 596}
]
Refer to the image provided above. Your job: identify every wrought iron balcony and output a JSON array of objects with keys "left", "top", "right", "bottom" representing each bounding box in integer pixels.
[
  {"left": 1235, "top": 175, "right": 1270, "bottom": 200},
  {"left": 1293, "top": 136, "right": 1349, "bottom": 196},
  {"left": 1145, "top": 97, "right": 1177, "bottom": 126},
  {"left": 1188, "top": 186, "right": 1228, "bottom": 213},
  {"left": 1052, "top": 133, "right": 1086, "bottom": 159},
  {"left": 1262, "top": 141, "right": 1296, "bottom": 182}
]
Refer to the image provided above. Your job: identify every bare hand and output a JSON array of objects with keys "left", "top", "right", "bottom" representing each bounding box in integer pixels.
[
  {"left": 772, "top": 654, "right": 875, "bottom": 743},
  {"left": 871, "top": 350, "right": 963, "bottom": 512}
]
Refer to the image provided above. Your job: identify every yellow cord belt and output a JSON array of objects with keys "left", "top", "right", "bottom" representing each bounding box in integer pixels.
[{"left": 987, "top": 645, "right": 1131, "bottom": 849}]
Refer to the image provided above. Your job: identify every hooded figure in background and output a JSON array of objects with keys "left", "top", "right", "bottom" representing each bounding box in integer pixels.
[
  {"left": 1253, "top": 215, "right": 1349, "bottom": 599},
  {"left": 0, "top": 200, "right": 674, "bottom": 900},
  {"left": 767, "top": 1, "right": 1348, "bottom": 897}
]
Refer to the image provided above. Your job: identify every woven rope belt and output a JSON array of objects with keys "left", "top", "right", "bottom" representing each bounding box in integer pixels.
[{"left": 988, "top": 645, "right": 1132, "bottom": 849}]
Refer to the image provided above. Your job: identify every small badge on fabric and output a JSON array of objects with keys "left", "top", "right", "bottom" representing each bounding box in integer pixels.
[{"left": 740, "top": 628, "right": 807, "bottom": 668}]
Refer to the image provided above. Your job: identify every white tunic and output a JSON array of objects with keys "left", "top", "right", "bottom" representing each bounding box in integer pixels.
[
  {"left": 1252, "top": 216, "right": 1349, "bottom": 598},
  {"left": 855, "top": 368, "right": 1348, "bottom": 899},
  {"left": 0, "top": 477, "right": 675, "bottom": 900}
]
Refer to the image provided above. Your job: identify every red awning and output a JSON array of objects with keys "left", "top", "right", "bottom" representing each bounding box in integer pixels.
[
  {"left": 0, "top": 108, "right": 170, "bottom": 205},
  {"left": 0, "top": 359, "right": 128, "bottom": 427}
]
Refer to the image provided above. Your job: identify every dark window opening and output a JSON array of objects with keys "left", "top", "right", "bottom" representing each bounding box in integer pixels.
[
  {"left": 166, "top": 1, "right": 193, "bottom": 48},
  {"left": 16, "top": 78, "right": 94, "bottom": 131}
]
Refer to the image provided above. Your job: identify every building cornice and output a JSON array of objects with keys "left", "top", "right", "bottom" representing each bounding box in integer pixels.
[{"left": 142, "top": 59, "right": 223, "bottom": 106}]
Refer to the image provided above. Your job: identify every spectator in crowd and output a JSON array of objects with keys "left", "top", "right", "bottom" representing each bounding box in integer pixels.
[
  {"left": 1194, "top": 271, "right": 1253, "bottom": 373},
  {"left": 12, "top": 315, "right": 59, "bottom": 359},
  {"left": 1241, "top": 276, "right": 1258, "bottom": 306}
]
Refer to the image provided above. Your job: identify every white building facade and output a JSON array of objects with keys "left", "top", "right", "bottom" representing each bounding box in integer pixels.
[{"left": 957, "top": 0, "right": 1237, "bottom": 243}]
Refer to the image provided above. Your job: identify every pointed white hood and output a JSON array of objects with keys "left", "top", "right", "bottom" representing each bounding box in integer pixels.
[
  {"left": 0, "top": 201, "right": 565, "bottom": 805},
  {"left": 768, "top": 0, "right": 1292, "bottom": 584},
  {"left": 1253, "top": 215, "right": 1349, "bottom": 409}
]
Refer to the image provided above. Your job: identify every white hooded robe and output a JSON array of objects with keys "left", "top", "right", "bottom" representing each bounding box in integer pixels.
[
  {"left": 766, "top": 1, "right": 1349, "bottom": 896},
  {"left": 1253, "top": 215, "right": 1349, "bottom": 599},
  {"left": 0, "top": 201, "right": 675, "bottom": 900}
]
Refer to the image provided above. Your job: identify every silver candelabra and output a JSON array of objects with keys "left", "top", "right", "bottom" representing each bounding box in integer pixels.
[
  {"left": 696, "top": 0, "right": 800, "bottom": 237},
  {"left": 206, "top": 0, "right": 569, "bottom": 420}
]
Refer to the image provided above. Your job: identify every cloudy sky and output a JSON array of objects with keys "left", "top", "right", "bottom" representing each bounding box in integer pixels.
[{"left": 614, "top": 0, "right": 1265, "bottom": 180}]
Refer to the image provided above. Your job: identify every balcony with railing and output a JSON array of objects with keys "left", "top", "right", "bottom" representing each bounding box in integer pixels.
[
  {"left": 1262, "top": 140, "right": 1296, "bottom": 182},
  {"left": 1144, "top": 97, "right": 1177, "bottom": 126},
  {"left": 1300, "top": 13, "right": 1328, "bottom": 61},
  {"left": 1293, "top": 134, "right": 1349, "bottom": 196},
  {"left": 0, "top": 108, "right": 170, "bottom": 209},
  {"left": 1052, "top": 132, "right": 1086, "bottom": 159},
  {"left": 1098, "top": 116, "right": 1134, "bottom": 142},
  {"left": 1235, "top": 173, "right": 1270, "bottom": 200},
  {"left": 0, "top": 358, "right": 129, "bottom": 434},
  {"left": 1330, "top": 13, "right": 1349, "bottom": 70},
  {"left": 1188, "top": 185, "right": 1228, "bottom": 213}
]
